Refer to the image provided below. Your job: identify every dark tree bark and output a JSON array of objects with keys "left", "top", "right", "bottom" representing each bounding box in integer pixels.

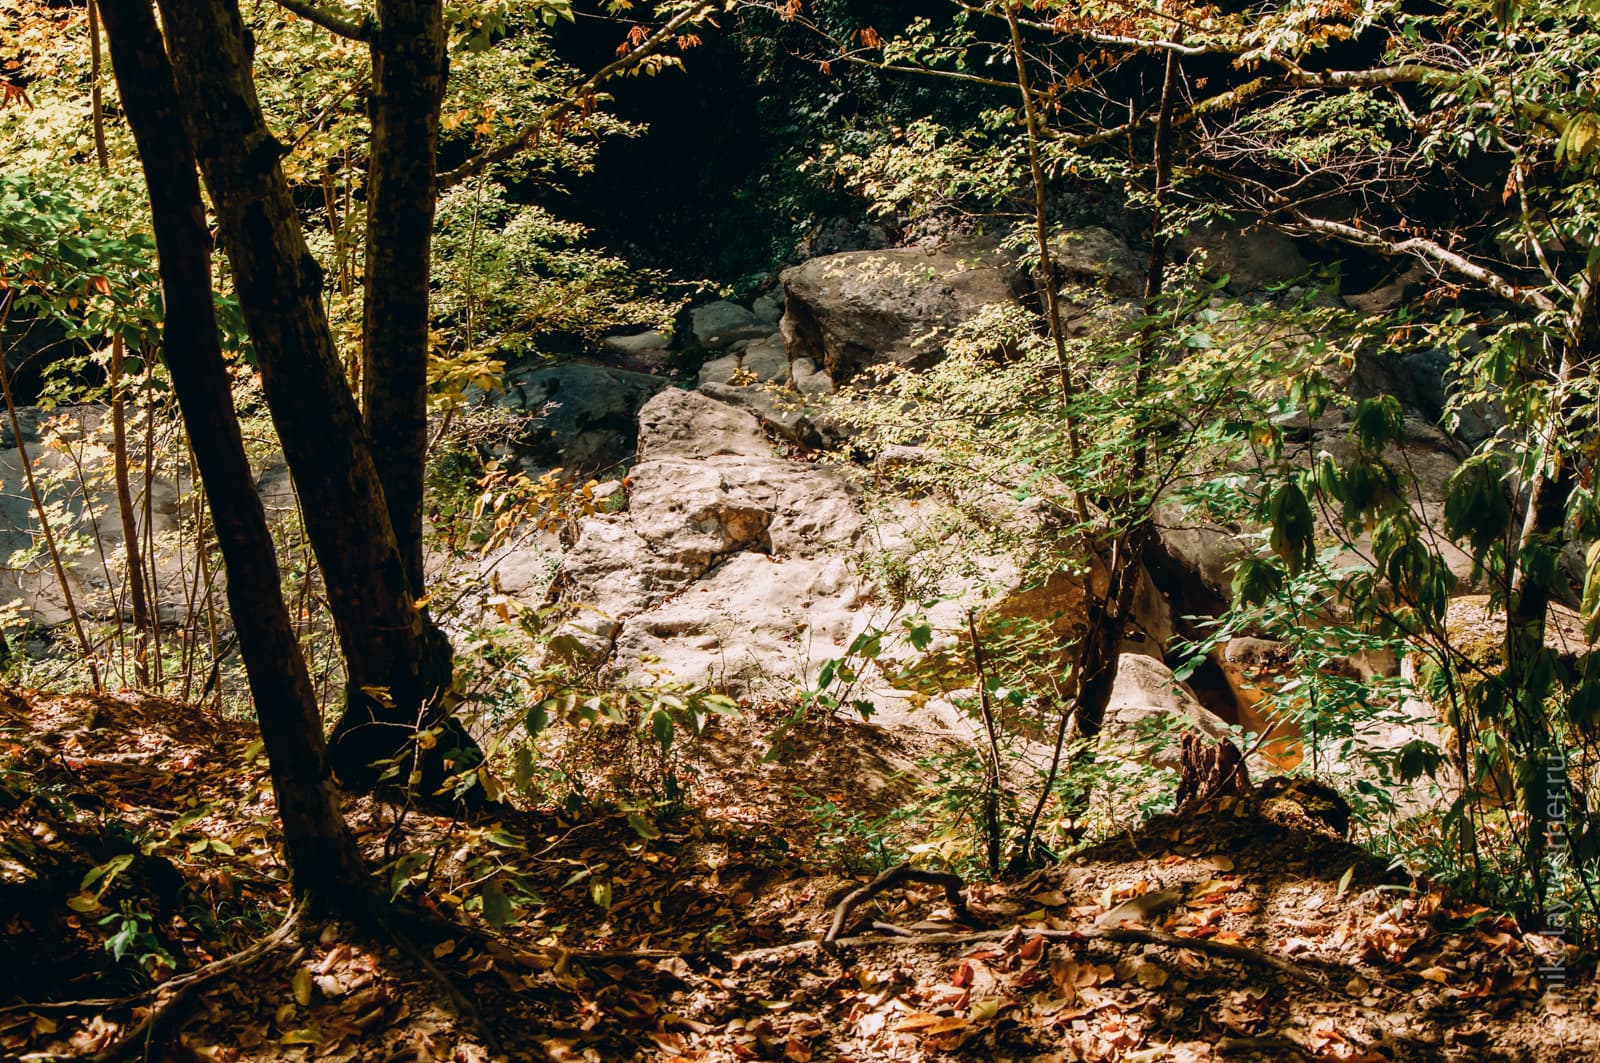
[
  {"left": 148, "top": 0, "right": 480, "bottom": 792},
  {"left": 363, "top": 0, "right": 447, "bottom": 596},
  {"left": 1072, "top": 46, "right": 1183, "bottom": 741},
  {"left": 1174, "top": 733, "right": 1251, "bottom": 810},
  {"left": 98, "top": 0, "right": 369, "bottom": 896}
]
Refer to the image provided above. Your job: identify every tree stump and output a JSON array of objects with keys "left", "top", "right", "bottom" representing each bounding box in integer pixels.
[{"left": 1174, "top": 732, "right": 1251, "bottom": 810}]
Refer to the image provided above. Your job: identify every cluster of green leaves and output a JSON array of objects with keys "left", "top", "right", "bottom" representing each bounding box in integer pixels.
[
  {"left": 432, "top": 178, "right": 679, "bottom": 360},
  {"left": 0, "top": 174, "right": 160, "bottom": 348},
  {"left": 444, "top": 589, "right": 740, "bottom": 813}
]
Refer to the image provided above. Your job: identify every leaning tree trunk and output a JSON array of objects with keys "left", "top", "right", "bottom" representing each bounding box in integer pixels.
[
  {"left": 363, "top": 0, "right": 447, "bottom": 597},
  {"left": 99, "top": 0, "right": 370, "bottom": 896},
  {"left": 150, "top": 0, "right": 479, "bottom": 792}
]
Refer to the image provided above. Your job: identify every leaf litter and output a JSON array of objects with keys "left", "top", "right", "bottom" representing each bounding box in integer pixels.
[{"left": 0, "top": 690, "right": 1593, "bottom": 1061}]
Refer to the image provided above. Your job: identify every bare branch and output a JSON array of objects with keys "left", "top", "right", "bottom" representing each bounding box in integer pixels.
[
  {"left": 1286, "top": 214, "right": 1558, "bottom": 314},
  {"left": 438, "top": 2, "right": 718, "bottom": 190},
  {"left": 817, "top": 50, "right": 1018, "bottom": 91},
  {"left": 270, "top": 0, "right": 372, "bottom": 41}
]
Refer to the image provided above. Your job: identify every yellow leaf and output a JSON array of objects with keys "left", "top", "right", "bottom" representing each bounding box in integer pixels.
[
  {"left": 968, "top": 998, "right": 1001, "bottom": 1022},
  {"left": 291, "top": 966, "right": 313, "bottom": 1007},
  {"left": 1418, "top": 966, "right": 1452, "bottom": 984}
]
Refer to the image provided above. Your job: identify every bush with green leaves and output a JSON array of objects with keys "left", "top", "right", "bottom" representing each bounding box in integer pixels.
[{"left": 431, "top": 178, "right": 680, "bottom": 360}]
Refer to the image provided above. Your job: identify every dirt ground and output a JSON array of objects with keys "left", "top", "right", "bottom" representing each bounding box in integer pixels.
[{"left": 0, "top": 690, "right": 1593, "bottom": 1061}]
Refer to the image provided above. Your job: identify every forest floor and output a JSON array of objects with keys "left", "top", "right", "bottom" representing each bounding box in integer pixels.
[{"left": 0, "top": 689, "right": 1593, "bottom": 1062}]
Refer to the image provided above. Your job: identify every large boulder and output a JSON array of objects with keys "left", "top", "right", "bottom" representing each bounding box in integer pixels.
[
  {"left": 608, "top": 553, "right": 870, "bottom": 699},
  {"left": 1103, "top": 654, "right": 1235, "bottom": 769},
  {"left": 1051, "top": 226, "right": 1145, "bottom": 296},
  {"left": 544, "top": 389, "right": 866, "bottom": 667},
  {"left": 601, "top": 329, "right": 671, "bottom": 357},
  {"left": 779, "top": 238, "right": 1022, "bottom": 382},
  {"left": 492, "top": 363, "right": 668, "bottom": 475},
  {"left": 625, "top": 462, "right": 773, "bottom": 570},
  {"left": 691, "top": 300, "right": 771, "bottom": 350},
  {"left": 636, "top": 385, "right": 773, "bottom": 461},
  {"left": 697, "top": 382, "right": 833, "bottom": 450},
  {"left": 696, "top": 332, "right": 789, "bottom": 389},
  {"left": 1180, "top": 223, "right": 1310, "bottom": 293},
  {"left": 1155, "top": 407, "right": 1473, "bottom": 610}
]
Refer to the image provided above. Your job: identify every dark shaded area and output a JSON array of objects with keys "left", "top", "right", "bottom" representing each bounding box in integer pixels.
[{"left": 550, "top": 3, "right": 997, "bottom": 287}]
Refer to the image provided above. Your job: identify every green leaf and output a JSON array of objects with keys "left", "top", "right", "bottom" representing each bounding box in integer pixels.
[
  {"left": 80, "top": 853, "right": 134, "bottom": 894},
  {"left": 1267, "top": 480, "right": 1316, "bottom": 573},
  {"left": 481, "top": 878, "right": 514, "bottom": 929},
  {"left": 1581, "top": 541, "right": 1600, "bottom": 643},
  {"left": 524, "top": 701, "right": 550, "bottom": 737},
  {"left": 1351, "top": 395, "right": 1403, "bottom": 450},
  {"left": 1443, "top": 456, "right": 1511, "bottom": 554},
  {"left": 1231, "top": 557, "right": 1284, "bottom": 604},
  {"left": 627, "top": 812, "right": 662, "bottom": 840},
  {"left": 1396, "top": 740, "right": 1444, "bottom": 782},
  {"left": 512, "top": 746, "right": 535, "bottom": 791},
  {"left": 1569, "top": 674, "right": 1600, "bottom": 732}
]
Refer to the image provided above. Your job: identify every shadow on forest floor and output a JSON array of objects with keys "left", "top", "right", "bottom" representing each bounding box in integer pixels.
[{"left": 0, "top": 691, "right": 1592, "bottom": 1061}]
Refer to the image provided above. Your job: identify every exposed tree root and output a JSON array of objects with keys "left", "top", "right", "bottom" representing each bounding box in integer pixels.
[
  {"left": 824, "top": 863, "right": 976, "bottom": 944},
  {"left": 737, "top": 924, "right": 1340, "bottom": 993},
  {"left": 79, "top": 899, "right": 306, "bottom": 1062}
]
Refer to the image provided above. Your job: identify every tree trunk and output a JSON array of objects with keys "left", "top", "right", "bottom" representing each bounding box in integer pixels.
[
  {"left": 110, "top": 337, "right": 153, "bottom": 687},
  {"left": 1072, "top": 45, "right": 1183, "bottom": 741},
  {"left": 98, "top": 0, "right": 370, "bottom": 897},
  {"left": 362, "top": 0, "right": 447, "bottom": 596},
  {"left": 149, "top": 0, "right": 479, "bottom": 793}
]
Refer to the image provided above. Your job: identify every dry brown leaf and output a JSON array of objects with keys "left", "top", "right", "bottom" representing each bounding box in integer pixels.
[
  {"left": 893, "top": 1013, "right": 946, "bottom": 1032},
  {"left": 1134, "top": 962, "right": 1169, "bottom": 989}
]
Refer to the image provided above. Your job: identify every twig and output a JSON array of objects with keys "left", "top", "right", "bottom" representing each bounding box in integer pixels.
[
  {"left": 438, "top": 1, "right": 717, "bottom": 189},
  {"left": 269, "top": 0, "right": 372, "bottom": 41},
  {"left": 824, "top": 863, "right": 975, "bottom": 944},
  {"left": 966, "top": 612, "right": 1004, "bottom": 877},
  {"left": 376, "top": 912, "right": 500, "bottom": 1054}
]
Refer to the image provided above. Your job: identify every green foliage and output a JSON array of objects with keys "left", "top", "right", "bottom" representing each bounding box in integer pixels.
[
  {"left": 431, "top": 178, "right": 679, "bottom": 359},
  {"left": 0, "top": 173, "right": 161, "bottom": 345},
  {"left": 442, "top": 587, "right": 741, "bottom": 813},
  {"left": 97, "top": 903, "right": 175, "bottom": 976}
]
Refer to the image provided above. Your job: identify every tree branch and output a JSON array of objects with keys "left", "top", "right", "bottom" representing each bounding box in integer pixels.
[
  {"left": 270, "top": 0, "right": 373, "bottom": 41},
  {"left": 438, "top": 1, "right": 717, "bottom": 190},
  {"left": 1284, "top": 214, "right": 1558, "bottom": 314}
]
